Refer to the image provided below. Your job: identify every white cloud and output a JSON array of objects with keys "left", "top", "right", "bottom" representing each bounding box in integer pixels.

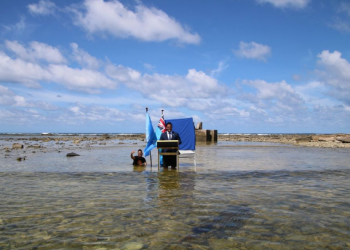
[
  {"left": 241, "top": 79, "right": 306, "bottom": 118},
  {"left": 256, "top": 0, "right": 310, "bottom": 9},
  {"left": 1, "top": 41, "right": 227, "bottom": 100},
  {"left": 292, "top": 74, "right": 302, "bottom": 81},
  {"left": 28, "top": 0, "right": 57, "bottom": 16},
  {"left": 105, "top": 64, "right": 141, "bottom": 83},
  {"left": 5, "top": 40, "right": 66, "bottom": 64},
  {"left": 1, "top": 41, "right": 116, "bottom": 93},
  {"left": 107, "top": 67, "right": 227, "bottom": 107},
  {"left": 210, "top": 61, "right": 229, "bottom": 77},
  {"left": 143, "top": 63, "right": 155, "bottom": 71},
  {"left": 2, "top": 17, "right": 26, "bottom": 33},
  {"left": 234, "top": 41, "right": 271, "bottom": 61},
  {"left": 70, "top": 0, "right": 200, "bottom": 44},
  {"left": 339, "top": 2, "right": 350, "bottom": 17},
  {"left": 186, "top": 69, "right": 221, "bottom": 93},
  {"left": 48, "top": 64, "right": 117, "bottom": 93},
  {"left": 0, "top": 85, "right": 18, "bottom": 106},
  {"left": 0, "top": 84, "right": 58, "bottom": 110},
  {"left": 65, "top": 103, "right": 137, "bottom": 124},
  {"left": 329, "top": 18, "right": 350, "bottom": 33},
  {"left": 317, "top": 50, "right": 350, "bottom": 104},
  {"left": 0, "top": 51, "right": 51, "bottom": 87},
  {"left": 317, "top": 50, "right": 350, "bottom": 85},
  {"left": 70, "top": 43, "right": 101, "bottom": 70},
  {"left": 294, "top": 81, "right": 336, "bottom": 107},
  {"left": 244, "top": 80, "right": 295, "bottom": 100},
  {"left": 329, "top": 3, "right": 350, "bottom": 33},
  {"left": 135, "top": 69, "right": 226, "bottom": 107}
]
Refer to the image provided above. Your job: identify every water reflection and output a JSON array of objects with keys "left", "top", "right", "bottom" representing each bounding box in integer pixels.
[
  {"left": 157, "top": 169, "right": 196, "bottom": 209},
  {"left": 133, "top": 166, "right": 146, "bottom": 173}
]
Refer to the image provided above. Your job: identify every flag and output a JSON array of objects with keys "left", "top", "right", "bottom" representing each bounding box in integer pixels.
[
  {"left": 157, "top": 116, "right": 166, "bottom": 134},
  {"left": 144, "top": 113, "right": 157, "bottom": 157},
  {"left": 155, "top": 114, "right": 166, "bottom": 165}
]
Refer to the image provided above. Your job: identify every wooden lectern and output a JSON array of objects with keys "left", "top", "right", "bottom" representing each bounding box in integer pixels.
[{"left": 157, "top": 140, "right": 179, "bottom": 170}]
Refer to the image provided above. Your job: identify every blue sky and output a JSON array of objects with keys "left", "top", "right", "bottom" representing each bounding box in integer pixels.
[{"left": 0, "top": 0, "right": 349, "bottom": 133}]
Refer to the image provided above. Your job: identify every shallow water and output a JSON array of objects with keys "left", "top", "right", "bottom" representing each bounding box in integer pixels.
[{"left": 0, "top": 141, "right": 350, "bottom": 249}]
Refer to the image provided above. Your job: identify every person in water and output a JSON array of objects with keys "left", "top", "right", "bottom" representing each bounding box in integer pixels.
[{"left": 130, "top": 149, "right": 147, "bottom": 166}]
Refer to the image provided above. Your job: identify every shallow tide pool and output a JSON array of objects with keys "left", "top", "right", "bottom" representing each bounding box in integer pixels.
[{"left": 0, "top": 141, "right": 349, "bottom": 249}]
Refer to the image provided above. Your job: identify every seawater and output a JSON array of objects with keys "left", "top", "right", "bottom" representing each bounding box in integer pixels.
[{"left": 0, "top": 141, "right": 350, "bottom": 249}]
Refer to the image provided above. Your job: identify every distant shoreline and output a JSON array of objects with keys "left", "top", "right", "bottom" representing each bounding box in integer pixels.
[{"left": 0, "top": 133, "right": 349, "bottom": 148}]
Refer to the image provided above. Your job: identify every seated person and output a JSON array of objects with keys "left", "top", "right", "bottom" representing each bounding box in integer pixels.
[{"left": 130, "top": 149, "right": 147, "bottom": 166}]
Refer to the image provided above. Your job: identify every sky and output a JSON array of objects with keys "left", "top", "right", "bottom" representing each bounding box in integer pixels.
[{"left": 0, "top": 0, "right": 349, "bottom": 133}]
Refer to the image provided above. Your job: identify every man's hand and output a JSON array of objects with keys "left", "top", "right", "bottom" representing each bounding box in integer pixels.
[{"left": 130, "top": 151, "right": 135, "bottom": 160}]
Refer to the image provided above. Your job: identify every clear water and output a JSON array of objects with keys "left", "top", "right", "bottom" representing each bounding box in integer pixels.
[{"left": 0, "top": 141, "right": 350, "bottom": 249}]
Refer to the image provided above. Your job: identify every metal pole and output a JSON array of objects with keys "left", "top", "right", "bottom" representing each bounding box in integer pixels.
[{"left": 146, "top": 107, "right": 152, "bottom": 167}]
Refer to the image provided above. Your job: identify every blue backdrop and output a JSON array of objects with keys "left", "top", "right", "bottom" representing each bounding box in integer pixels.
[{"left": 165, "top": 118, "right": 195, "bottom": 150}]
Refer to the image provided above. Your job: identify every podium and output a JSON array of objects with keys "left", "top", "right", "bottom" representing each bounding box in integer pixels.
[{"left": 157, "top": 140, "right": 179, "bottom": 170}]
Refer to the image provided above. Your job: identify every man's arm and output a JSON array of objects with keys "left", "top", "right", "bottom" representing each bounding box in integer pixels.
[{"left": 130, "top": 151, "right": 135, "bottom": 160}]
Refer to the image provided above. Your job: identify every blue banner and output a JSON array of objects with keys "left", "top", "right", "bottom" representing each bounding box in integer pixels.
[{"left": 144, "top": 113, "right": 157, "bottom": 157}]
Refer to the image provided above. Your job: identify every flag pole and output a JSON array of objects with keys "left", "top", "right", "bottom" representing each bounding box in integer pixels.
[{"left": 146, "top": 107, "right": 152, "bottom": 167}]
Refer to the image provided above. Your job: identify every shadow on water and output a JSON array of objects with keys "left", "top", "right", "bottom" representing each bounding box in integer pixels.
[
  {"left": 153, "top": 169, "right": 255, "bottom": 249},
  {"left": 189, "top": 205, "right": 254, "bottom": 239}
]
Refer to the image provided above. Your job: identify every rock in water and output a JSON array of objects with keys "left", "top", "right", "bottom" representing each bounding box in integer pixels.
[
  {"left": 66, "top": 152, "right": 80, "bottom": 157},
  {"left": 296, "top": 136, "right": 312, "bottom": 143},
  {"left": 181, "top": 205, "right": 254, "bottom": 245},
  {"left": 12, "top": 143, "right": 24, "bottom": 149},
  {"left": 336, "top": 136, "right": 350, "bottom": 143}
]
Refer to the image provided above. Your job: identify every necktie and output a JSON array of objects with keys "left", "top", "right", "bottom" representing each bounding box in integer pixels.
[{"left": 168, "top": 132, "right": 172, "bottom": 139}]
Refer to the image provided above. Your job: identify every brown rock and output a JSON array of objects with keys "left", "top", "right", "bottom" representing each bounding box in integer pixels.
[
  {"left": 295, "top": 136, "right": 313, "bottom": 143},
  {"left": 314, "top": 135, "right": 335, "bottom": 142},
  {"left": 336, "top": 136, "right": 350, "bottom": 143},
  {"left": 12, "top": 143, "right": 24, "bottom": 149},
  {"left": 66, "top": 152, "right": 80, "bottom": 157}
]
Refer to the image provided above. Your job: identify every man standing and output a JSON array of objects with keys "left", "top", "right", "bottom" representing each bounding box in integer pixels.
[
  {"left": 160, "top": 122, "right": 181, "bottom": 168},
  {"left": 130, "top": 149, "right": 147, "bottom": 166}
]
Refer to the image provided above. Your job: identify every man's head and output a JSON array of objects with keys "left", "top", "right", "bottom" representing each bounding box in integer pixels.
[
  {"left": 138, "top": 149, "right": 143, "bottom": 157},
  {"left": 166, "top": 122, "right": 172, "bottom": 132}
]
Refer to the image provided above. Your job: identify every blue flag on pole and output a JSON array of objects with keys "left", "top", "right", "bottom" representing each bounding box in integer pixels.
[{"left": 144, "top": 113, "right": 157, "bottom": 157}]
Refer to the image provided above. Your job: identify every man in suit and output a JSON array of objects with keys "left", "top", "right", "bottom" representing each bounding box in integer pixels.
[{"left": 160, "top": 122, "right": 181, "bottom": 168}]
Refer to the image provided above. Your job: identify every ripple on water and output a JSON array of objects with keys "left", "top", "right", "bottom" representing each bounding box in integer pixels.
[{"left": 0, "top": 169, "right": 350, "bottom": 249}]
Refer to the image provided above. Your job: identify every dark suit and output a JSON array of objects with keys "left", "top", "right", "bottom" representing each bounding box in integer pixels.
[{"left": 160, "top": 131, "right": 181, "bottom": 167}]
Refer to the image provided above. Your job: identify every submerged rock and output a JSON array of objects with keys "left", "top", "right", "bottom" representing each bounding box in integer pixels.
[
  {"left": 175, "top": 205, "right": 254, "bottom": 247},
  {"left": 66, "top": 152, "right": 80, "bottom": 157},
  {"left": 121, "top": 242, "right": 144, "bottom": 250},
  {"left": 12, "top": 143, "right": 24, "bottom": 149}
]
